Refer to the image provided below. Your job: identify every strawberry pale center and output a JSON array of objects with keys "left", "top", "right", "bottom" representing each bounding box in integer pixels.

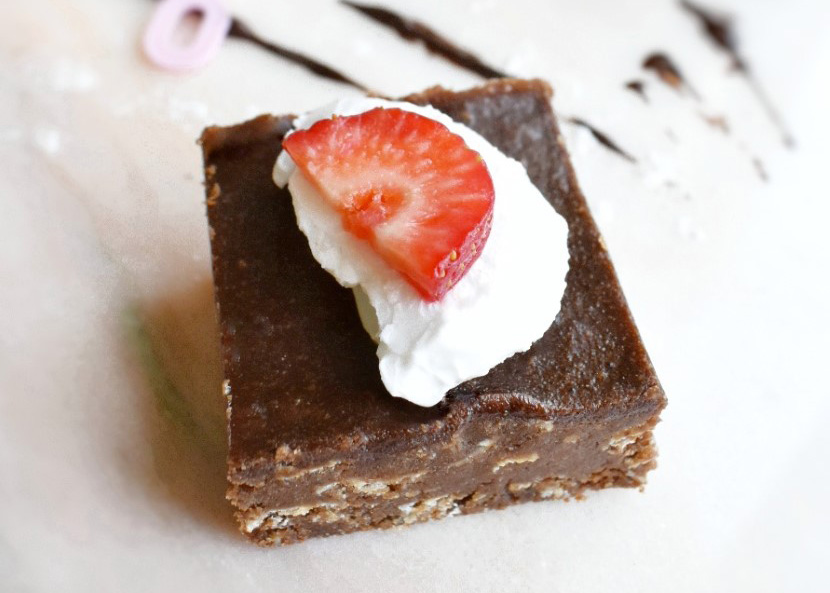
[{"left": 343, "top": 187, "right": 405, "bottom": 239}]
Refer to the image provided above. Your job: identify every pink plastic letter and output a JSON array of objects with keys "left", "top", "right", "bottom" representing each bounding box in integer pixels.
[{"left": 143, "top": 0, "right": 232, "bottom": 71}]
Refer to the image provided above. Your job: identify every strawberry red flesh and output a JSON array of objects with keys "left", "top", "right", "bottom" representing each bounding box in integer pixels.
[{"left": 282, "top": 107, "right": 495, "bottom": 301}]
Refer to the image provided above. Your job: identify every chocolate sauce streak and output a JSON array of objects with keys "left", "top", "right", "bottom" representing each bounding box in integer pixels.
[
  {"left": 701, "top": 113, "right": 729, "bottom": 134},
  {"left": 625, "top": 80, "right": 648, "bottom": 102},
  {"left": 227, "top": 19, "right": 370, "bottom": 92},
  {"left": 752, "top": 157, "right": 769, "bottom": 183},
  {"left": 567, "top": 118, "right": 637, "bottom": 163},
  {"left": 643, "top": 52, "right": 699, "bottom": 99},
  {"left": 341, "top": 1, "right": 509, "bottom": 79},
  {"left": 680, "top": 1, "right": 743, "bottom": 69},
  {"left": 680, "top": 1, "right": 794, "bottom": 147}
]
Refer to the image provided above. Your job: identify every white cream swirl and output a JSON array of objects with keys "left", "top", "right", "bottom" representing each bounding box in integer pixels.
[{"left": 274, "top": 97, "right": 568, "bottom": 407}]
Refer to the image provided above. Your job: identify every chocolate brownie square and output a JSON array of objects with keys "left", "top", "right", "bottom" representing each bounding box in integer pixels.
[{"left": 201, "top": 79, "right": 666, "bottom": 546}]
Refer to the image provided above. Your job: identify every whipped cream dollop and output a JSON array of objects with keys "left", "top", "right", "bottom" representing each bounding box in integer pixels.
[{"left": 274, "top": 97, "right": 568, "bottom": 407}]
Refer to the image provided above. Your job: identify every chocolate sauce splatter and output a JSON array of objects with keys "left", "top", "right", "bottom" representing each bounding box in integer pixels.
[
  {"left": 752, "top": 157, "right": 769, "bottom": 182},
  {"left": 643, "top": 52, "right": 699, "bottom": 99},
  {"left": 567, "top": 118, "right": 637, "bottom": 163},
  {"left": 680, "top": 0, "right": 794, "bottom": 147},
  {"left": 625, "top": 80, "right": 648, "bottom": 102},
  {"left": 341, "top": 1, "right": 509, "bottom": 79},
  {"left": 227, "top": 19, "right": 370, "bottom": 92},
  {"left": 680, "top": 1, "right": 743, "bottom": 69},
  {"left": 701, "top": 113, "right": 729, "bottom": 134}
]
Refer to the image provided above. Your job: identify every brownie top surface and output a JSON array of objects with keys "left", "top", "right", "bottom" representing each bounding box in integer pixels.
[{"left": 202, "top": 79, "right": 664, "bottom": 466}]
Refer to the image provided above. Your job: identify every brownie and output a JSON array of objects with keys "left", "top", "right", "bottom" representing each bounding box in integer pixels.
[{"left": 201, "top": 79, "right": 666, "bottom": 546}]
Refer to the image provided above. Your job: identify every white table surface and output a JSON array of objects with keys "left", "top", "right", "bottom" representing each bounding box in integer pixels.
[{"left": 1, "top": 1, "right": 828, "bottom": 591}]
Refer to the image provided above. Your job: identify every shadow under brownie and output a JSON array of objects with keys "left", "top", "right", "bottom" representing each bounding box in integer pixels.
[{"left": 201, "top": 79, "right": 666, "bottom": 546}]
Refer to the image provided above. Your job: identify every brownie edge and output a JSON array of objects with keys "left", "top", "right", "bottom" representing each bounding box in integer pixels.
[{"left": 202, "top": 79, "right": 666, "bottom": 545}]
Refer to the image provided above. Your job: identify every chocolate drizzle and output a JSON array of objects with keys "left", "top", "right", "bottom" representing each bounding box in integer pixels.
[
  {"left": 567, "top": 118, "right": 637, "bottom": 163},
  {"left": 341, "top": 1, "right": 509, "bottom": 79},
  {"left": 227, "top": 19, "right": 370, "bottom": 92},
  {"left": 680, "top": 0, "right": 744, "bottom": 70},
  {"left": 752, "top": 157, "right": 769, "bottom": 182},
  {"left": 701, "top": 113, "right": 729, "bottom": 134},
  {"left": 680, "top": 0, "right": 794, "bottom": 147},
  {"left": 625, "top": 80, "right": 648, "bottom": 102},
  {"left": 643, "top": 52, "right": 699, "bottom": 98}
]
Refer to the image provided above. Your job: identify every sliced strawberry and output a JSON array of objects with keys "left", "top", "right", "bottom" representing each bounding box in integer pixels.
[{"left": 282, "top": 107, "right": 495, "bottom": 301}]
